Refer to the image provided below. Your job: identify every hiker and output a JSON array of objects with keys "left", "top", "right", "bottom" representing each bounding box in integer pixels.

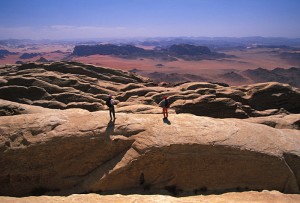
[
  {"left": 106, "top": 95, "right": 116, "bottom": 120},
  {"left": 162, "top": 96, "right": 169, "bottom": 118}
]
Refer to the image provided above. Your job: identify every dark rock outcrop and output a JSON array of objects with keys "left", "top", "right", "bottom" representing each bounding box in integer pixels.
[
  {"left": 169, "top": 44, "right": 210, "bottom": 55},
  {"left": 0, "top": 49, "right": 16, "bottom": 59},
  {"left": 36, "top": 57, "right": 50, "bottom": 62},
  {"left": 243, "top": 67, "right": 300, "bottom": 88},
  {"left": 73, "top": 44, "right": 148, "bottom": 57},
  {"left": 72, "top": 44, "right": 231, "bottom": 61},
  {"left": 19, "top": 53, "right": 41, "bottom": 59}
]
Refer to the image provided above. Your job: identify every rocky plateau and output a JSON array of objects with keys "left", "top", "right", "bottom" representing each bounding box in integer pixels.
[{"left": 0, "top": 61, "right": 300, "bottom": 202}]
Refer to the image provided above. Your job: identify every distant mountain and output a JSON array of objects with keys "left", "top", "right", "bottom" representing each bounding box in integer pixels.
[
  {"left": 168, "top": 44, "right": 211, "bottom": 55},
  {"left": 36, "top": 57, "right": 50, "bottom": 63},
  {"left": 19, "top": 53, "right": 41, "bottom": 59},
  {"left": 138, "top": 37, "right": 300, "bottom": 48},
  {"left": 73, "top": 44, "right": 148, "bottom": 57},
  {"left": 280, "top": 52, "right": 300, "bottom": 65},
  {"left": 1, "top": 37, "right": 300, "bottom": 51},
  {"left": 167, "top": 44, "right": 233, "bottom": 60},
  {"left": 0, "top": 49, "right": 16, "bottom": 59},
  {"left": 221, "top": 71, "right": 248, "bottom": 83},
  {"left": 72, "top": 43, "right": 233, "bottom": 61},
  {"left": 0, "top": 50, "right": 12, "bottom": 55},
  {"left": 242, "top": 67, "right": 300, "bottom": 87},
  {"left": 147, "top": 72, "right": 208, "bottom": 83},
  {"left": 144, "top": 67, "right": 300, "bottom": 88},
  {"left": 215, "top": 67, "right": 300, "bottom": 87}
]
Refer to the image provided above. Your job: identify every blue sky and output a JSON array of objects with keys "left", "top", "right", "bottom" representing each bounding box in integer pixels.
[{"left": 0, "top": 0, "right": 300, "bottom": 39}]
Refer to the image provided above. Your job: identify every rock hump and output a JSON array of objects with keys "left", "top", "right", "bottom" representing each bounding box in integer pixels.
[{"left": 1, "top": 109, "right": 300, "bottom": 196}]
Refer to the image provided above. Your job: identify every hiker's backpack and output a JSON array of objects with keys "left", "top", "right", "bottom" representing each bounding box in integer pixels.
[
  {"left": 164, "top": 99, "right": 170, "bottom": 108},
  {"left": 106, "top": 98, "right": 112, "bottom": 107}
]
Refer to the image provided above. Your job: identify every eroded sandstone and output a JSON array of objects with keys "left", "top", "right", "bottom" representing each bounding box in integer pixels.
[
  {"left": 1, "top": 62, "right": 300, "bottom": 118},
  {"left": 1, "top": 109, "right": 300, "bottom": 196}
]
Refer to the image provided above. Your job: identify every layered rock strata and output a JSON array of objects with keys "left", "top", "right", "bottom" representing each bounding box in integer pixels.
[{"left": 0, "top": 62, "right": 299, "bottom": 118}]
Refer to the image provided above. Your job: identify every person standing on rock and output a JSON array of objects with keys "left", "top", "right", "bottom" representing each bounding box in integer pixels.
[
  {"left": 161, "top": 96, "right": 170, "bottom": 118},
  {"left": 106, "top": 95, "right": 116, "bottom": 120}
]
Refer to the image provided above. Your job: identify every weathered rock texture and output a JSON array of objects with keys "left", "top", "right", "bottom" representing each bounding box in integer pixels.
[
  {"left": 0, "top": 99, "right": 56, "bottom": 116},
  {"left": 1, "top": 62, "right": 300, "bottom": 119},
  {"left": 1, "top": 62, "right": 300, "bottom": 199},
  {"left": 0, "top": 61, "right": 149, "bottom": 112},
  {"left": 1, "top": 191, "right": 300, "bottom": 203},
  {"left": 244, "top": 114, "right": 300, "bottom": 130},
  {"left": 1, "top": 108, "right": 300, "bottom": 197}
]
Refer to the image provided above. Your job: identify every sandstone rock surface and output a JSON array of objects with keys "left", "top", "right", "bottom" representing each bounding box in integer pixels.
[
  {"left": 1, "top": 191, "right": 300, "bottom": 203},
  {"left": 1, "top": 62, "right": 300, "bottom": 118},
  {"left": 244, "top": 114, "right": 300, "bottom": 130},
  {"left": 0, "top": 99, "right": 56, "bottom": 116},
  {"left": 1, "top": 62, "right": 300, "bottom": 200},
  {"left": 1, "top": 109, "right": 300, "bottom": 197}
]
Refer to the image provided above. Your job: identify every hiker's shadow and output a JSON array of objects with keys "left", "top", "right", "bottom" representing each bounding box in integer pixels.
[
  {"left": 163, "top": 117, "right": 171, "bottom": 125},
  {"left": 105, "top": 119, "right": 115, "bottom": 136}
]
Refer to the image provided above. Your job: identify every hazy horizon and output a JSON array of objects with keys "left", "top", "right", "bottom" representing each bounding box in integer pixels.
[{"left": 1, "top": 0, "right": 300, "bottom": 40}]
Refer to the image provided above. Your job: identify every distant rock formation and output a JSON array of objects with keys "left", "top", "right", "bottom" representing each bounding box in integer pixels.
[
  {"left": 168, "top": 44, "right": 211, "bottom": 55},
  {"left": 72, "top": 44, "right": 232, "bottom": 61},
  {"left": 19, "top": 53, "right": 41, "bottom": 59},
  {"left": 242, "top": 67, "right": 300, "bottom": 88},
  {"left": 73, "top": 44, "right": 149, "bottom": 57},
  {"left": 0, "top": 49, "right": 16, "bottom": 59},
  {"left": 15, "top": 60, "right": 24, "bottom": 64},
  {"left": 147, "top": 72, "right": 208, "bottom": 83},
  {"left": 143, "top": 67, "right": 300, "bottom": 88},
  {"left": 0, "top": 49, "right": 13, "bottom": 55},
  {"left": 36, "top": 57, "right": 50, "bottom": 62},
  {"left": 280, "top": 52, "right": 300, "bottom": 64},
  {"left": 51, "top": 50, "right": 65, "bottom": 54},
  {"left": 208, "top": 67, "right": 300, "bottom": 88}
]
